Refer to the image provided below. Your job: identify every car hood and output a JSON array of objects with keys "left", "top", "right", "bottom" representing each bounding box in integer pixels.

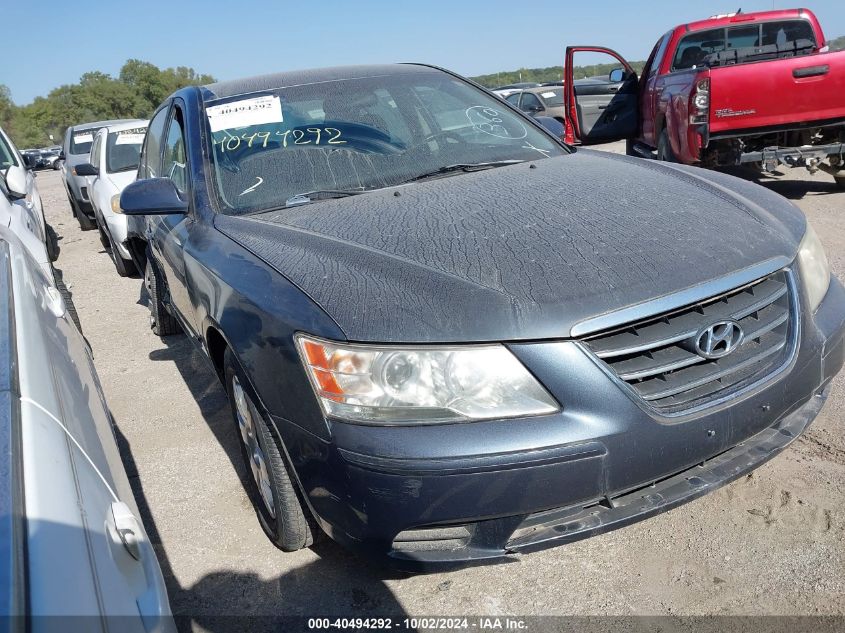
[
  {"left": 107, "top": 170, "right": 136, "bottom": 191},
  {"left": 214, "top": 150, "right": 806, "bottom": 343}
]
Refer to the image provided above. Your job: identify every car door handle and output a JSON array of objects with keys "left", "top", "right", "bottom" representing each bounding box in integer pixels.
[
  {"left": 793, "top": 64, "right": 828, "bottom": 78},
  {"left": 598, "top": 105, "right": 608, "bottom": 110},
  {"left": 608, "top": 86, "right": 619, "bottom": 93}
]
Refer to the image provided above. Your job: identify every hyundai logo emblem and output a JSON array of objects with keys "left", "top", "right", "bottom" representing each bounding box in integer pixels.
[{"left": 694, "top": 320, "right": 744, "bottom": 360}]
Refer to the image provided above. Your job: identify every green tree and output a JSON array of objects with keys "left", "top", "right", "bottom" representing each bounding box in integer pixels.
[{"left": 3, "top": 60, "right": 215, "bottom": 148}]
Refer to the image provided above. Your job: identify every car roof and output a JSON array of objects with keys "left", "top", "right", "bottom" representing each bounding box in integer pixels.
[
  {"left": 684, "top": 8, "right": 803, "bottom": 33},
  {"left": 524, "top": 86, "right": 563, "bottom": 94},
  {"left": 202, "top": 63, "right": 437, "bottom": 100},
  {"left": 99, "top": 119, "right": 149, "bottom": 134},
  {"left": 71, "top": 119, "right": 138, "bottom": 132}
]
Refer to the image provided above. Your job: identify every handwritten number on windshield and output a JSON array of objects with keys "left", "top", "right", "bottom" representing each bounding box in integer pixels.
[{"left": 214, "top": 127, "right": 346, "bottom": 153}]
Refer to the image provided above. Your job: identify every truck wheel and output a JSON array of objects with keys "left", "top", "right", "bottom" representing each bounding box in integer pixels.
[
  {"left": 144, "top": 254, "right": 180, "bottom": 336},
  {"left": 224, "top": 348, "right": 317, "bottom": 551},
  {"left": 657, "top": 129, "right": 676, "bottom": 162}
]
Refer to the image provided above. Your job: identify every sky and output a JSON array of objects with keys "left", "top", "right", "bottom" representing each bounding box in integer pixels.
[{"left": 5, "top": 0, "right": 845, "bottom": 104}]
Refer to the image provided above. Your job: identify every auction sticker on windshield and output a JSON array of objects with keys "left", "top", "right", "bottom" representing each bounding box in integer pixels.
[
  {"left": 74, "top": 133, "right": 93, "bottom": 144},
  {"left": 115, "top": 128, "right": 146, "bottom": 145},
  {"left": 206, "top": 95, "right": 283, "bottom": 132}
]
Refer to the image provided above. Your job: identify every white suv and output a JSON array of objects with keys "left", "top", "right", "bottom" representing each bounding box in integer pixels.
[{"left": 76, "top": 120, "right": 148, "bottom": 276}]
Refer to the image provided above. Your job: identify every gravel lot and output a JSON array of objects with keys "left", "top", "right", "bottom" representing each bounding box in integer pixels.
[{"left": 39, "top": 143, "right": 845, "bottom": 630}]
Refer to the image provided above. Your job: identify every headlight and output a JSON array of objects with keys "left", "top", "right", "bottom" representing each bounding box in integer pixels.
[
  {"left": 295, "top": 335, "right": 560, "bottom": 424},
  {"left": 111, "top": 194, "right": 123, "bottom": 213},
  {"left": 797, "top": 221, "right": 830, "bottom": 312}
]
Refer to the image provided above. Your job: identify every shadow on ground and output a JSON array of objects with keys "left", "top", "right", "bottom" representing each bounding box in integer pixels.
[
  {"left": 116, "top": 327, "right": 409, "bottom": 632},
  {"left": 720, "top": 166, "right": 843, "bottom": 200}
]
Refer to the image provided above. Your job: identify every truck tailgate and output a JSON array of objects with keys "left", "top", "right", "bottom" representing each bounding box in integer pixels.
[{"left": 709, "top": 50, "right": 845, "bottom": 134}]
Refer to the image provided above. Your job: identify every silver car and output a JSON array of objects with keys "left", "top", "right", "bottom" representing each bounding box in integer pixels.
[{"left": 0, "top": 225, "right": 173, "bottom": 625}]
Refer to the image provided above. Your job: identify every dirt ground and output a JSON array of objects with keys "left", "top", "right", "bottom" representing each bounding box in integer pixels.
[{"left": 38, "top": 142, "right": 845, "bottom": 630}]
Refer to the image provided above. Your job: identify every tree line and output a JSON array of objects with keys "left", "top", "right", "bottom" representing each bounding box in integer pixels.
[
  {"left": 0, "top": 60, "right": 214, "bottom": 149},
  {"left": 470, "top": 61, "right": 647, "bottom": 88}
]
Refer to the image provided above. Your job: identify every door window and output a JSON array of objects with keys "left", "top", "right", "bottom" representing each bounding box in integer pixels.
[
  {"left": 139, "top": 107, "right": 169, "bottom": 179},
  {"left": 648, "top": 32, "right": 673, "bottom": 77},
  {"left": 519, "top": 93, "right": 542, "bottom": 112},
  {"left": 90, "top": 134, "right": 101, "bottom": 171},
  {"left": 505, "top": 92, "right": 521, "bottom": 106},
  {"left": 162, "top": 112, "right": 188, "bottom": 194}
]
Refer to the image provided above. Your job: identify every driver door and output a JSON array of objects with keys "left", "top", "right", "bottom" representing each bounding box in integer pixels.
[{"left": 564, "top": 46, "right": 639, "bottom": 144}]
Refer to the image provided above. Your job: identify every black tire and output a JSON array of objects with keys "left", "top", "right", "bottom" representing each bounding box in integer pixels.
[
  {"left": 224, "top": 348, "right": 317, "bottom": 551},
  {"left": 74, "top": 202, "right": 96, "bottom": 231},
  {"left": 625, "top": 138, "right": 637, "bottom": 156},
  {"left": 144, "top": 253, "right": 180, "bottom": 336},
  {"left": 835, "top": 173, "right": 845, "bottom": 190},
  {"left": 55, "top": 273, "right": 82, "bottom": 333},
  {"left": 96, "top": 217, "right": 110, "bottom": 249},
  {"left": 52, "top": 161, "right": 61, "bottom": 171},
  {"left": 107, "top": 230, "right": 137, "bottom": 277},
  {"left": 657, "top": 129, "right": 676, "bottom": 162},
  {"left": 45, "top": 223, "right": 60, "bottom": 263}
]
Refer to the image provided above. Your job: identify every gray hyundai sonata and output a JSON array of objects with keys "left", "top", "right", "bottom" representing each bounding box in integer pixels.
[{"left": 119, "top": 64, "right": 845, "bottom": 570}]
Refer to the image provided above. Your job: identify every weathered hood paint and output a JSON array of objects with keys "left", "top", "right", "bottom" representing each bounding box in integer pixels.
[{"left": 214, "top": 150, "right": 806, "bottom": 343}]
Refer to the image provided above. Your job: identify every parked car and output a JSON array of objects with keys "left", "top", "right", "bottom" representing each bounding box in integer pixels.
[
  {"left": 38, "top": 148, "right": 62, "bottom": 170},
  {"left": 61, "top": 119, "right": 136, "bottom": 230},
  {"left": 0, "top": 224, "right": 174, "bottom": 628},
  {"left": 120, "top": 63, "right": 844, "bottom": 571},
  {"left": 564, "top": 8, "right": 845, "bottom": 185},
  {"left": 0, "top": 126, "right": 61, "bottom": 281},
  {"left": 75, "top": 120, "right": 148, "bottom": 276},
  {"left": 504, "top": 86, "right": 565, "bottom": 123}
]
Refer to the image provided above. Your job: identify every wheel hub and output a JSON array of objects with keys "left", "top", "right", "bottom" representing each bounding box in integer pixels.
[{"left": 232, "top": 376, "right": 276, "bottom": 518}]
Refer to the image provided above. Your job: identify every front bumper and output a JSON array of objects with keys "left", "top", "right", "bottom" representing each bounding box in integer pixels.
[{"left": 279, "top": 277, "right": 845, "bottom": 571}]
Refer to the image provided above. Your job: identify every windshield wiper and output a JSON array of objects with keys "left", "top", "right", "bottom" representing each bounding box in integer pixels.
[
  {"left": 285, "top": 189, "right": 367, "bottom": 207},
  {"left": 400, "top": 160, "right": 523, "bottom": 184}
]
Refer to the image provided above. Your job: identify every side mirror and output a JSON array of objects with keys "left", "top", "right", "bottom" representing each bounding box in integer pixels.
[
  {"left": 5, "top": 165, "right": 28, "bottom": 199},
  {"left": 534, "top": 116, "right": 565, "bottom": 138},
  {"left": 120, "top": 178, "right": 189, "bottom": 216},
  {"left": 75, "top": 162, "right": 98, "bottom": 177},
  {"left": 58, "top": 151, "right": 66, "bottom": 160},
  {"left": 609, "top": 68, "right": 631, "bottom": 83},
  {"left": 526, "top": 104, "right": 544, "bottom": 113}
]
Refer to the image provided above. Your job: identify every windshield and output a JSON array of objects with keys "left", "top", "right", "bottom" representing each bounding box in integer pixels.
[
  {"left": 206, "top": 70, "right": 566, "bottom": 215},
  {"left": 106, "top": 126, "right": 147, "bottom": 173},
  {"left": 0, "top": 132, "right": 18, "bottom": 171},
  {"left": 538, "top": 89, "right": 563, "bottom": 106},
  {"left": 70, "top": 129, "right": 97, "bottom": 155}
]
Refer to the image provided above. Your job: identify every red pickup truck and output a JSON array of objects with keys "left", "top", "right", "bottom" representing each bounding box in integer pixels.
[{"left": 563, "top": 9, "right": 845, "bottom": 186}]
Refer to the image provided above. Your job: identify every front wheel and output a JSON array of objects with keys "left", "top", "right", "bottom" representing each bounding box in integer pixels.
[
  {"left": 106, "top": 230, "right": 137, "bottom": 277},
  {"left": 657, "top": 129, "right": 676, "bottom": 162},
  {"left": 224, "top": 349, "right": 317, "bottom": 551},
  {"left": 144, "top": 253, "right": 180, "bottom": 336}
]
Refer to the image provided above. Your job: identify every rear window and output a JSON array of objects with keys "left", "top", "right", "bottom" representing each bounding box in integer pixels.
[
  {"left": 538, "top": 89, "right": 563, "bottom": 106},
  {"left": 70, "top": 128, "right": 98, "bottom": 155},
  {"left": 672, "top": 19, "right": 817, "bottom": 70},
  {"left": 106, "top": 126, "right": 147, "bottom": 173}
]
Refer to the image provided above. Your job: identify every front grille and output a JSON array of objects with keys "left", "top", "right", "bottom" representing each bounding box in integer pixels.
[{"left": 582, "top": 271, "right": 795, "bottom": 413}]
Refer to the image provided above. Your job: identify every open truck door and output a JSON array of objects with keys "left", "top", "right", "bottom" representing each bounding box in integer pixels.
[{"left": 564, "top": 46, "right": 639, "bottom": 145}]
